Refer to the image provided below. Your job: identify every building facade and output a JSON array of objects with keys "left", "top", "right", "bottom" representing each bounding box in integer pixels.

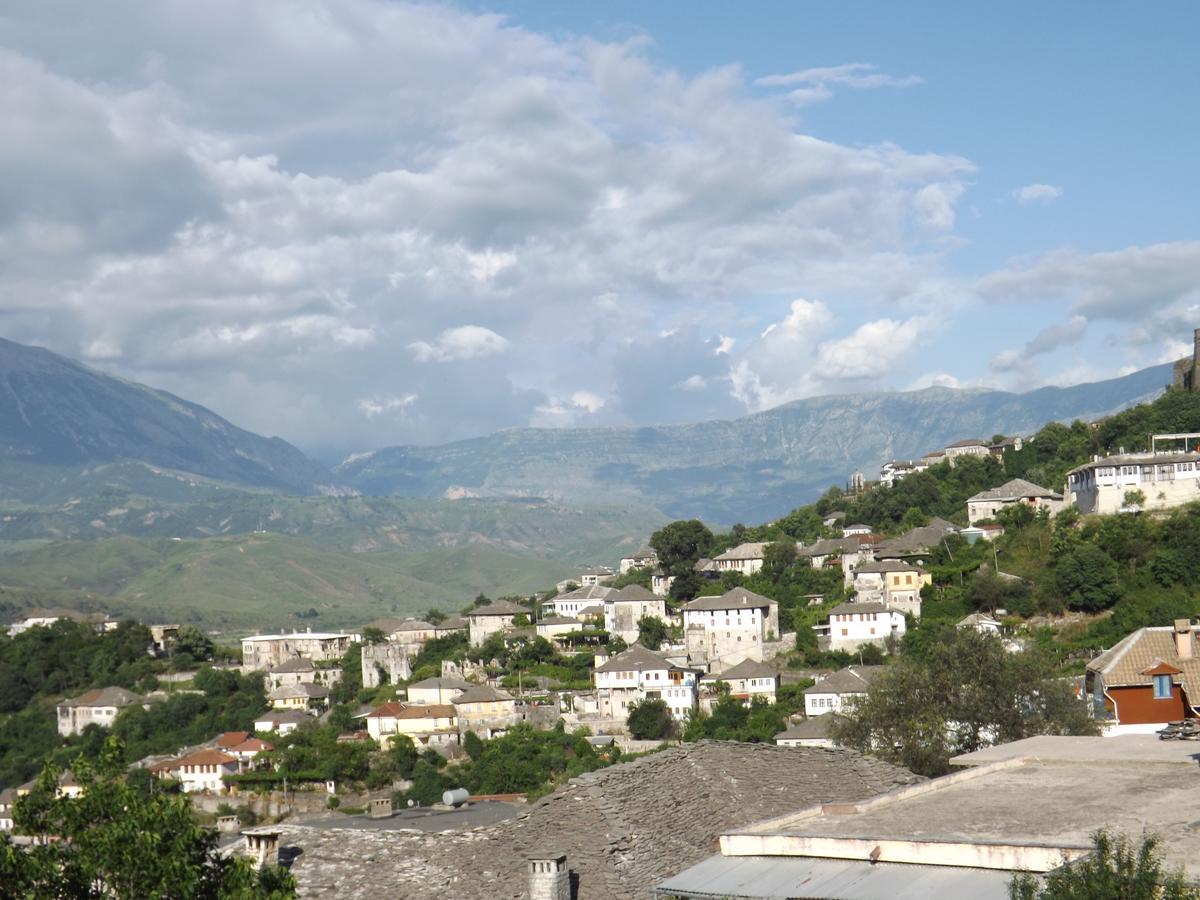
[
  {"left": 593, "top": 644, "right": 698, "bottom": 722},
  {"left": 56, "top": 687, "right": 142, "bottom": 737},
  {"left": 682, "top": 587, "right": 780, "bottom": 666},
  {"left": 1066, "top": 451, "right": 1200, "bottom": 515},
  {"left": 241, "top": 631, "right": 355, "bottom": 671},
  {"left": 819, "top": 602, "right": 906, "bottom": 653}
]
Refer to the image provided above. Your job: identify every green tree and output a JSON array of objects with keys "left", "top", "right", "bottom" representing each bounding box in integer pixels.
[
  {"left": 651, "top": 520, "right": 715, "bottom": 578},
  {"left": 830, "top": 628, "right": 1098, "bottom": 777},
  {"left": 1, "top": 738, "right": 295, "bottom": 898},
  {"left": 1054, "top": 543, "right": 1122, "bottom": 612},
  {"left": 636, "top": 616, "right": 668, "bottom": 650},
  {"left": 626, "top": 698, "right": 675, "bottom": 740},
  {"left": 762, "top": 540, "right": 798, "bottom": 582},
  {"left": 1009, "top": 831, "right": 1198, "bottom": 900},
  {"left": 173, "top": 625, "right": 214, "bottom": 662}
]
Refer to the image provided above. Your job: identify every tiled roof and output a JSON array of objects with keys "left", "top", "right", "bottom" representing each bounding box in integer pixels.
[
  {"left": 685, "top": 587, "right": 774, "bottom": 612},
  {"left": 366, "top": 701, "right": 457, "bottom": 720},
  {"left": 282, "top": 741, "right": 922, "bottom": 899},
  {"left": 61, "top": 686, "right": 141, "bottom": 709},
  {"left": 390, "top": 619, "right": 437, "bottom": 632},
  {"left": 609, "top": 585, "right": 658, "bottom": 602},
  {"left": 828, "top": 602, "right": 896, "bottom": 617},
  {"left": 594, "top": 643, "right": 675, "bottom": 673},
  {"left": 1088, "top": 625, "right": 1200, "bottom": 702},
  {"left": 1068, "top": 451, "right": 1200, "bottom": 476},
  {"left": 268, "top": 657, "right": 316, "bottom": 674},
  {"left": 713, "top": 542, "right": 769, "bottom": 562},
  {"left": 407, "top": 676, "right": 472, "bottom": 691},
  {"left": 554, "top": 585, "right": 616, "bottom": 602},
  {"left": 467, "top": 600, "right": 528, "bottom": 618},
  {"left": 804, "top": 666, "right": 885, "bottom": 696},
  {"left": 701, "top": 658, "right": 779, "bottom": 681},
  {"left": 451, "top": 685, "right": 514, "bottom": 705},
  {"left": 269, "top": 682, "right": 330, "bottom": 700},
  {"left": 230, "top": 737, "right": 273, "bottom": 753},
  {"left": 968, "top": 478, "right": 1062, "bottom": 502},
  {"left": 173, "top": 748, "right": 238, "bottom": 768},
  {"left": 215, "top": 731, "right": 251, "bottom": 749}
]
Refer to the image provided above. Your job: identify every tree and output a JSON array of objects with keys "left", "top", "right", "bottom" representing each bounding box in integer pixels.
[
  {"left": 607, "top": 636, "right": 628, "bottom": 655},
  {"left": 636, "top": 616, "right": 668, "bottom": 650},
  {"left": 173, "top": 625, "right": 214, "bottom": 662},
  {"left": 2, "top": 738, "right": 295, "bottom": 897},
  {"left": 1009, "top": 831, "right": 1198, "bottom": 900},
  {"left": 626, "top": 699, "right": 675, "bottom": 740},
  {"left": 651, "top": 520, "right": 715, "bottom": 578},
  {"left": 1054, "top": 543, "right": 1122, "bottom": 612},
  {"left": 830, "top": 628, "right": 1098, "bottom": 777},
  {"left": 1123, "top": 489, "right": 1147, "bottom": 510},
  {"left": 762, "top": 541, "right": 797, "bottom": 582},
  {"left": 424, "top": 608, "right": 447, "bottom": 625}
]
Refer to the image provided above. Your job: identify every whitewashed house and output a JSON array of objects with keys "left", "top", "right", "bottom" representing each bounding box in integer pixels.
[
  {"left": 712, "top": 542, "right": 768, "bottom": 576},
  {"left": 604, "top": 585, "right": 670, "bottom": 645},
  {"left": 619, "top": 547, "right": 659, "bottom": 574},
  {"left": 817, "top": 602, "right": 906, "bottom": 653},
  {"left": 849, "top": 560, "right": 930, "bottom": 617},
  {"left": 543, "top": 585, "right": 613, "bottom": 618},
  {"left": 803, "top": 666, "right": 884, "bottom": 717},
  {"left": 682, "top": 587, "right": 779, "bottom": 666},
  {"left": 167, "top": 749, "right": 239, "bottom": 793},
  {"left": 57, "top": 687, "right": 142, "bottom": 737},
  {"left": 1066, "top": 449, "right": 1200, "bottom": 515},
  {"left": 593, "top": 644, "right": 699, "bottom": 722},
  {"left": 698, "top": 658, "right": 779, "bottom": 711},
  {"left": 466, "top": 599, "right": 527, "bottom": 647}
]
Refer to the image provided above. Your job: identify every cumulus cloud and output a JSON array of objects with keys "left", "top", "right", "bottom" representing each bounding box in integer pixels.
[
  {"left": 755, "top": 63, "right": 923, "bottom": 105},
  {"left": 357, "top": 393, "right": 418, "bottom": 417},
  {"left": 815, "top": 316, "right": 930, "bottom": 380},
  {"left": 1010, "top": 183, "right": 1063, "bottom": 204},
  {"left": 409, "top": 325, "right": 510, "bottom": 363}
]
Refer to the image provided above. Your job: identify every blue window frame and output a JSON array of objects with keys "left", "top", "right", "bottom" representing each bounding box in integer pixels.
[{"left": 1154, "top": 674, "right": 1173, "bottom": 699}]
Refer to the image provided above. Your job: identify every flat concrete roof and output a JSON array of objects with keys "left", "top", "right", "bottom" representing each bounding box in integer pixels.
[{"left": 723, "top": 735, "right": 1200, "bottom": 876}]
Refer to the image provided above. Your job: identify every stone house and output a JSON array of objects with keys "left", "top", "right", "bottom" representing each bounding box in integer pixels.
[
  {"left": 253, "top": 710, "right": 310, "bottom": 736},
  {"left": 803, "top": 665, "right": 884, "bottom": 717},
  {"left": 264, "top": 657, "right": 343, "bottom": 692},
  {"left": 966, "top": 478, "right": 1063, "bottom": 525},
  {"left": 604, "top": 585, "right": 670, "bottom": 645},
  {"left": 56, "top": 686, "right": 142, "bottom": 737},
  {"left": 376, "top": 618, "right": 439, "bottom": 651},
  {"left": 774, "top": 717, "right": 835, "bottom": 748},
  {"left": 682, "top": 587, "right": 779, "bottom": 666},
  {"left": 467, "top": 599, "right": 527, "bottom": 647},
  {"left": 619, "top": 547, "right": 659, "bottom": 574},
  {"left": 268, "top": 682, "right": 330, "bottom": 712},
  {"left": 406, "top": 675, "right": 472, "bottom": 705},
  {"left": 6, "top": 607, "right": 117, "bottom": 637},
  {"left": 361, "top": 641, "right": 412, "bottom": 689},
  {"left": 452, "top": 684, "right": 519, "bottom": 738},
  {"left": 712, "top": 542, "right": 769, "bottom": 576},
  {"left": 536, "top": 616, "right": 583, "bottom": 642},
  {"left": 879, "top": 461, "right": 916, "bottom": 487},
  {"left": 849, "top": 560, "right": 929, "bottom": 617},
  {"left": 817, "top": 603, "right": 906, "bottom": 654},
  {"left": 593, "top": 644, "right": 699, "bottom": 722},
  {"left": 698, "top": 658, "right": 779, "bottom": 712},
  {"left": 1066, "top": 450, "right": 1200, "bottom": 515},
  {"left": 167, "top": 748, "right": 239, "bottom": 793},
  {"left": 943, "top": 438, "right": 990, "bottom": 461},
  {"left": 871, "top": 518, "right": 957, "bottom": 565},
  {"left": 957, "top": 612, "right": 1002, "bottom": 635},
  {"left": 555, "top": 567, "right": 617, "bottom": 593},
  {"left": 364, "top": 701, "right": 459, "bottom": 750},
  {"left": 240, "top": 630, "right": 355, "bottom": 672},
  {"left": 543, "top": 585, "right": 613, "bottom": 618}
]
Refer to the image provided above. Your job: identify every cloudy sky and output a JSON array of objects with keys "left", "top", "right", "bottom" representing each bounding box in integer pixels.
[{"left": 2, "top": 1, "right": 1198, "bottom": 461}]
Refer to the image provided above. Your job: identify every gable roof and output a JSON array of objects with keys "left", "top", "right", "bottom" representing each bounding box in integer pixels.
[
  {"left": 872, "top": 518, "right": 957, "bottom": 557},
  {"left": 624, "top": 547, "right": 658, "bottom": 561},
  {"left": 269, "top": 682, "right": 330, "bottom": 700},
  {"left": 968, "top": 478, "right": 1062, "bottom": 503},
  {"left": 852, "top": 560, "right": 925, "bottom": 575},
  {"left": 269, "top": 657, "right": 317, "bottom": 674},
  {"left": 713, "top": 542, "right": 769, "bottom": 562},
  {"left": 451, "top": 685, "right": 514, "bottom": 705},
  {"left": 609, "top": 585, "right": 658, "bottom": 602},
  {"left": 686, "top": 587, "right": 774, "bottom": 613},
  {"left": 366, "top": 701, "right": 456, "bottom": 720},
  {"left": 775, "top": 716, "right": 834, "bottom": 741},
  {"left": 229, "top": 737, "right": 273, "bottom": 753},
  {"left": 594, "top": 643, "right": 676, "bottom": 674},
  {"left": 538, "top": 616, "right": 581, "bottom": 626},
  {"left": 408, "top": 676, "right": 472, "bottom": 692},
  {"left": 701, "top": 658, "right": 779, "bottom": 682},
  {"left": 254, "top": 709, "right": 310, "bottom": 726},
  {"left": 61, "top": 686, "right": 141, "bottom": 709},
  {"left": 797, "top": 537, "right": 860, "bottom": 558},
  {"left": 1068, "top": 451, "right": 1200, "bottom": 476},
  {"left": 804, "top": 666, "right": 885, "bottom": 695},
  {"left": 554, "top": 585, "right": 615, "bottom": 603},
  {"left": 174, "top": 748, "right": 238, "bottom": 768},
  {"left": 1088, "top": 625, "right": 1200, "bottom": 702},
  {"left": 828, "top": 602, "right": 897, "bottom": 617},
  {"left": 467, "top": 599, "right": 528, "bottom": 618},
  {"left": 215, "top": 731, "right": 251, "bottom": 749},
  {"left": 946, "top": 438, "right": 988, "bottom": 449}
]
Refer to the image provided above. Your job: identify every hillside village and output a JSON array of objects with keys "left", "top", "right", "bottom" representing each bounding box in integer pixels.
[{"left": 9, "top": 344, "right": 1200, "bottom": 895}]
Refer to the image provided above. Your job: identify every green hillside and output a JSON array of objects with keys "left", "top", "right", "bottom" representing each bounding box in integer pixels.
[{"left": 0, "top": 533, "right": 573, "bottom": 634}]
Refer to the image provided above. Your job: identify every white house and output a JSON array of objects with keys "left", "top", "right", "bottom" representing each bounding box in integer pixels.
[
  {"left": 405, "top": 676, "right": 471, "bottom": 705},
  {"left": 775, "top": 717, "right": 835, "bottom": 748},
  {"left": 682, "top": 587, "right": 779, "bottom": 666},
  {"left": 967, "top": 478, "right": 1063, "bottom": 525},
  {"left": 879, "top": 461, "right": 917, "bottom": 488},
  {"left": 619, "top": 547, "right": 659, "bottom": 574},
  {"left": 57, "top": 687, "right": 142, "bottom": 737},
  {"left": 556, "top": 567, "right": 617, "bottom": 593},
  {"left": 803, "top": 666, "right": 884, "bottom": 717},
  {"left": 253, "top": 710, "right": 309, "bottom": 736},
  {"left": 604, "top": 585, "right": 670, "bottom": 645},
  {"left": 1066, "top": 450, "right": 1200, "bottom": 515},
  {"left": 698, "top": 658, "right": 779, "bottom": 711},
  {"left": 536, "top": 616, "right": 583, "bottom": 642},
  {"left": 466, "top": 599, "right": 527, "bottom": 647},
  {"left": 849, "top": 560, "right": 930, "bottom": 617},
  {"left": 267, "top": 681, "right": 330, "bottom": 712},
  {"left": 712, "top": 542, "right": 769, "bottom": 576},
  {"left": 543, "top": 585, "right": 613, "bottom": 618},
  {"left": 167, "top": 749, "right": 239, "bottom": 793},
  {"left": 240, "top": 630, "right": 355, "bottom": 672},
  {"left": 593, "top": 644, "right": 699, "bottom": 722},
  {"left": 818, "top": 602, "right": 906, "bottom": 653},
  {"left": 944, "top": 438, "right": 991, "bottom": 461},
  {"left": 364, "top": 701, "right": 459, "bottom": 750},
  {"left": 841, "top": 524, "right": 872, "bottom": 537}
]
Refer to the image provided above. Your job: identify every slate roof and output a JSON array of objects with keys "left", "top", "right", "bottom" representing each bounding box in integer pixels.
[
  {"left": 269, "top": 657, "right": 316, "bottom": 674},
  {"left": 438, "top": 616, "right": 469, "bottom": 630},
  {"left": 467, "top": 600, "right": 527, "bottom": 618},
  {"left": 254, "top": 710, "right": 310, "bottom": 727},
  {"left": 282, "top": 741, "right": 921, "bottom": 899},
  {"left": 1088, "top": 624, "right": 1200, "bottom": 702},
  {"left": 713, "top": 542, "right": 769, "bottom": 562},
  {"left": 537, "top": 616, "right": 581, "bottom": 626},
  {"left": 804, "top": 666, "right": 885, "bottom": 696},
  {"left": 775, "top": 716, "right": 834, "bottom": 741},
  {"left": 700, "top": 658, "right": 779, "bottom": 682},
  {"left": 945, "top": 438, "right": 988, "bottom": 449},
  {"left": 407, "top": 676, "right": 472, "bottom": 692},
  {"left": 554, "top": 585, "right": 615, "bottom": 602},
  {"left": 594, "top": 643, "right": 676, "bottom": 674},
  {"left": 451, "top": 685, "right": 514, "bottom": 705},
  {"left": 685, "top": 587, "right": 774, "bottom": 612},
  {"left": 60, "top": 686, "right": 141, "bottom": 709},
  {"left": 828, "top": 602, "right": 896, "bottom": 617},
  {"left": 269, "top": 682, "right": 330, "bottom": 700},
  {"left": 797, "top": 537, "right": 860, "bottom": 558},
  {"left": 1068, "top": 451, "right": 1200, "bottom": 476},
  {"left": 624, "top": 547, "right": 658, "bottom": 560},
  {"left": 872, "top": 518, "right": 957, "bottom": 557},
  {"left": 609, "top": 585, "right": 658, "bottom": 602},
  {"left": 390, "top": 619, "right": 437, "bottom": 632},
  {"left": 968, "top": 478, "right": 1062, "bottom": 502},
  {"left": 852, "top": 560, "right": 925, "bottom": 575}
]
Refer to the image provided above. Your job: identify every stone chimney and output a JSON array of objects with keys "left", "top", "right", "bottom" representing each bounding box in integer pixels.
[
  {"left": 527, "top": 853, "right": 570, "bottom": 900},
  {"left": 1175, "top": 619, "right": 1193, "bottom": 660},
  {"left": 242, "top": 827, "right": 281, "bottom": 869}
]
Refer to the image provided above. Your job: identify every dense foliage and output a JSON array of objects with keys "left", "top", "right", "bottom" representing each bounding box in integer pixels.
[{"left": 1009, "top": 831, "right": 1198, "bottom": 900}]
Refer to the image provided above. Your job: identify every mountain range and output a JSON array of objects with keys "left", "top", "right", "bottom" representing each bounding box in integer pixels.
[{"left": 0, "top": 335, "right": 1175, "bottom": 524}]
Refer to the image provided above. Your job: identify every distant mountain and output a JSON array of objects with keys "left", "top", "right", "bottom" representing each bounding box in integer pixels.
[
  {"left": 337, "top": 363, "right": 1175, "bottom": 523},
  {"left": 0, "top": 337, "right": 335, "bottom": 497}
]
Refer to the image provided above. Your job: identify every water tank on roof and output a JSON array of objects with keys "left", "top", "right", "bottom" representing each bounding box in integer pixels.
[{"left": 442, "top": 788, "right": 469, "bottom": 807}]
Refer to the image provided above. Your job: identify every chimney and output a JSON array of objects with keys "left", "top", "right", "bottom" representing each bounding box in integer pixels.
[
  {"left": 1175, "top": 619, "right": 1193, "bottom": 660},
  {"left": 527, "top": 853, "right": 570, "bottom": 900}
]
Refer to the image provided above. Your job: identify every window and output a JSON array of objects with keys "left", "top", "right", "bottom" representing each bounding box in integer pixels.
[{"left": 1154, "top": 674, "right": 1173, "bottom": 699}]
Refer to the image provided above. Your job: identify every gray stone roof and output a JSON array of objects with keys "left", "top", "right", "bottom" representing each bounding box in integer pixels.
[
  {"left": 700, "top": 658, "right": 779, "bottom": 682},
  {"left": 282, "top": 741, "right": 921, "bottom": 899},
  {"left": 713, "top": 542, "right": 769, "bottom": 562},
  {"left": 1067, "top": 451, "right": 1200, "bottom": 476},
  {"left": 269, "top": 682, "right": 329, "bottom": 700},
  {"left": 872, "top": 518, "right": 956, "bottom": 557},
  {"left": 554, "top": 584, "right": 615, "bottom": 602},
  {"left": 968, "top": 478, "right": 1062, "bottom": 503},
  {"left": 609, "top": 585, "right": 658, "bottom": 602},
  {"left": 594, "top": 643, "right": 675, "bottom": 674},
  {"left": 61, "top": 686, "right": 142, "bottom": 709},
  {"left": 828, "top": 601, "right": 895, "bottom": 617},
  {"left": 804, "top": 666, "right": 885, "bottom": 696},
  {"left": 685, "top": 587, "right": 774, "bottom": 613},
  {"left": 776, "top": 717, "right": 834, "bottom": 741},
  {"left": 408, "top": 676, "right": 473, "bottom": 691},
  {"left": 852, "top": 560, "right": 924, "bottom": 575},
  {"left": 268, "top": 657, "right": 316, "bottom": 674},
  {"left": 451, "top": 684, "right": 514, "bottom": 705},
  {"left": 537, "top": 616, "right": 581, "bottom": 626},
  {"left": 797, "top": 537, "right": 860, "bottom": 558},
  {"left": 467, "top": 599, "right": 528, "bottom": 618},
  {"left": 945, "top": 438, "right": 988, "bottom": 449}
]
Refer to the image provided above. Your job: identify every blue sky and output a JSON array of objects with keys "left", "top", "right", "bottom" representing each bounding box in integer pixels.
[{"left": 0, "top": 1, "right": 1197, "bottom": 459}]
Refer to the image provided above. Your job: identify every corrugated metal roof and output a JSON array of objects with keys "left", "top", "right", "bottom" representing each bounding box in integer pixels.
[{"left": 653, "top": 853, "right": 1016, "bottom": 900}]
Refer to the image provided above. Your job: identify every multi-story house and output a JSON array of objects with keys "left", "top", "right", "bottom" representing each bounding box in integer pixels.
[
  {"left": 698, "top": 658, "right": 779, "bottom": 712},
  {"left": 817, "top": 602, "right": 906, "bottom": 653},
  {"left": 364, "top": 701, "right": 459, "bottom": 750},
  {"left": 267, "top": 681, "right": 330, "bottom": 712},
  {"left": 406, "top": 675, "right": 472, "bottom": 705},
  {"left": 240, "top": 630, "right": 355, "bottom": 672},
  {"left": 967, "top": 478, "right": 1063, "bottom": 525},
  {"left": 682, "top": 587, "right": 779, "bottom": 666},
  {"left": 466, "top": 599, "right": 527, "bottom": 647},
  {"left": 712, "top": 542, "right": 768, "bottom": 576},
  {"left": 1066, "top": 449, "right": 1200, "bottom": 515},
  {"left": 167, "top": 749, "right": 239, "bottom": 793},
  {"left": 451, "top": 684, "right": 519, "bottom": 738},
  {"left": 264, "top": 657, "right": 342, "bottom": 692},
  {"left": 943, "top": 438, "right": 991, "bottom": 461},
  {"left": 57, "top": 687, "right": 142, "bottom": 737},
  {"left": 803, "top": 666, "right": 884, "bottom": 717},
  {"left": 543, "top": 585, "right": 614, "bottom": 618},
  {"left": 1085, "top": 619, "right": 1200, "bottom": 732},
  {"left": 604, "top": 585, "right": 670, "bottom": 644},
  {"left": 593, "top": 644, "right": 699, "bottom": 722},
  {"left": 619, "top": 547, "right": 659, "bottom": 574},
  {"left": 849, "top": 561, "right": 930, "bottom": 617}
]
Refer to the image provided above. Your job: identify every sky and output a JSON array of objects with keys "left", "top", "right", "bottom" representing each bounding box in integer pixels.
[{"left": 1, "top": 1, "right": 1199, "bottom": 462}]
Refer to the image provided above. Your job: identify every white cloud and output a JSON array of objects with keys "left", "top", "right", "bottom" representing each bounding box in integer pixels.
[
  {"left": 913, "top": 182, "right": 966, "bottom": 231},
  {"left": 676, "top": 374, "right": 708, "bottom": 391},
  {"left": 570, "top": 390, "right": 605, "bottom": 413},
  {"left": 908, "top": 371, "right": 964, "bottom": 390},
  {"left": 755, "top": 63, "right": 923, "bottom": 105},
  {"left": 409, "top": 325, "right": 511, "bottom": 363},
  {"left": 357, "top": 393, "right": 418, "bottom": 418},
  {"left": 467, "top": 249, "right": 517, "bottom": 282},
  {"left": 1010, "top": 183, "right": 1063, "bottom": 204},
  {"left": 815, "top": 316, "right": 929, "bottom": 380},
  {"left": 713, "top": 335, "right": 736, "bottom": 355}
]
